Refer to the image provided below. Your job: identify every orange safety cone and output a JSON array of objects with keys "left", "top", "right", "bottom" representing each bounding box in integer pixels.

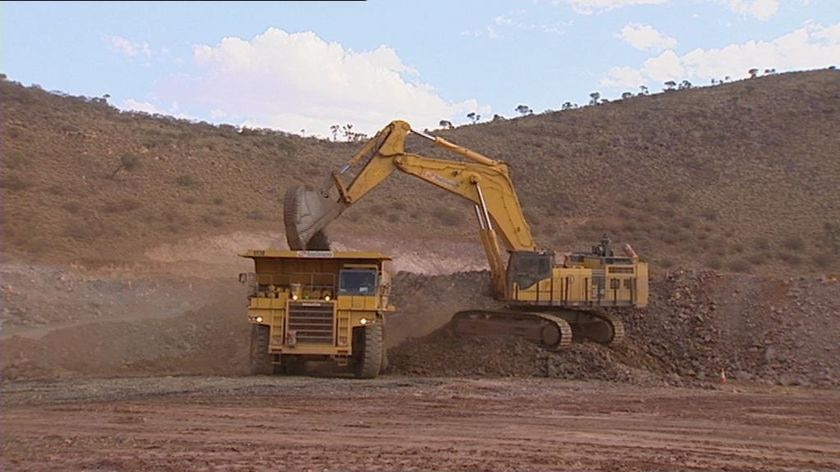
[{"left": 720, "top": 368, "right": 727, "bottom": 384}]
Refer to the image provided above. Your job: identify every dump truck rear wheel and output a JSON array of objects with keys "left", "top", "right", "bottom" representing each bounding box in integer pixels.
[
  {"left": 249, "top": 324, "right": 273, "bottom": 375},
  {"left": 379, "top": 317, "right": 389, "bottom": 374},
  {"left": 353, "top": 323, "right": 383, "bottom": 379},
  {"left": 380, "top": 347, "right": 389, "bottom": 374}
]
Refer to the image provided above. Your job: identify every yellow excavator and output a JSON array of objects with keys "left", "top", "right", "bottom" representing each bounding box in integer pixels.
[{"left": 284, "top": 120, "right": 648, "bottom": 350}]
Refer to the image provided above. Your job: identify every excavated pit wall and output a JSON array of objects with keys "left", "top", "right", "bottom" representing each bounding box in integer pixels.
[{"left": 2, "top": 267, "right": 838, "bottom": 387}]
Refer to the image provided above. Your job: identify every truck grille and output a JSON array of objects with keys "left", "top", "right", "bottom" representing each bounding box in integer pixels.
[{"left": 288, "top": 301, "right": 334, "bottom": 344}]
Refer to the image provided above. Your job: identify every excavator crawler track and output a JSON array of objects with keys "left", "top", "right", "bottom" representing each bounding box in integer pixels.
[{"left": 450, "top": 310, "right": 573, "bottom": 351}]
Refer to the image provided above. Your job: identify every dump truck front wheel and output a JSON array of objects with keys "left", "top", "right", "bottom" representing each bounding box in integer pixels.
[
  {"left": 249, "top": 324, "right": 274, "bottom": 375},
  {"left": 353, "top": 323, "right": 383, "bottom": 379}
]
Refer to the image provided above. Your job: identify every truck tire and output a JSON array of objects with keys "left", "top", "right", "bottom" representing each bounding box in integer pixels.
[
  {"left": 249, "top": 324, "right": 274, "bottom": 375},
  {"left": 379, "top": 317, "right": 388, "bottom": 374},
  {"left": 380, "top": 347, "right": 389, "bottom": 375},
  {"left": 353, "top": 323, "right": 383, "bottom": 379}
]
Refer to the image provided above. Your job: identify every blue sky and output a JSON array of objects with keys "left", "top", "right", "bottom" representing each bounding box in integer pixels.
[{"left": 4, "top": 0, "right": 839, "bottom": 136}]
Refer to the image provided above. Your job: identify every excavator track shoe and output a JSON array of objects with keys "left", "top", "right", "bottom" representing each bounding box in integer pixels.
[{"left": 576, "top": 312, "right": 625, "bottom": 346}]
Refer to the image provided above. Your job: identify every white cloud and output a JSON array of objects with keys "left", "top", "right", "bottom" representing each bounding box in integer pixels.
[
  {"left": 461, "top": 25, "right": 502, "bottom": 38},
  {"left": 642, "top": 49, "right": 686, "bottom": 82},
  {"left": 122, "top": 98, "right": 164, "bottom": 114},
  {"left": 489, "top": 10, "right": 566, "bottom": 35},
  {"left": 121, "top": 98, "right": 193, "bottom": 121},
  {"left": 600, "top": 22, "right": 840, "bottom": 89},
  {"left": 725, "top": 0, "right": 779, "bottom": 21},
  {"left": 618, "top": 23, "right": 677, "bottom": 51},
  {"left": 815, "top": 23, "right": 840, "bottom": 42},
  {"left": 108, "top": 35, "right": 152, "bottom": 58},
  {"left": 600, "top": 66, "right": 647, "bottom": 89},
  {"left": 560, "top": 0, "right": 668, "bottom": 14},
  {"left": 159, "top": 28, "right": 488, "bottom": 136},
  {"left": 563, "top": 0, "right": 778, "bottom": 18}
]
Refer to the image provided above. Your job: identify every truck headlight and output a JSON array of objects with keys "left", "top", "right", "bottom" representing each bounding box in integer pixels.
[
  {"left": 360, "top": 318, "right": 368, "bottom": 325},
  {"left": 255, "top": 316, "right": 263, "bottom": 323}
]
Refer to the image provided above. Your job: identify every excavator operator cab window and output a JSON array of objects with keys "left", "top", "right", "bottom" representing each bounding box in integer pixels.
[
  {"left": 508, "top": 251, "right": 553, "bottom": 290},
  {"left": 338, "top": 269, "right": 378, "bottom": 296}
]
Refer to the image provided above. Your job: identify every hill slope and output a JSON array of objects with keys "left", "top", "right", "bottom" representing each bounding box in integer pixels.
[{"left": 2, "top": 70, "right": 839, "bottom": 274}]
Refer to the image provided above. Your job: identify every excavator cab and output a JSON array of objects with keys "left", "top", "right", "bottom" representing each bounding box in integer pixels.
[{"left": 507, "top": 251, "right": 553, "bottom": 291}]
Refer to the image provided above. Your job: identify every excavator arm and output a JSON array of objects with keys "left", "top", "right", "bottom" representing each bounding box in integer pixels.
[{"left": 284, "top": 120, "right": 536, "bottom": 295}]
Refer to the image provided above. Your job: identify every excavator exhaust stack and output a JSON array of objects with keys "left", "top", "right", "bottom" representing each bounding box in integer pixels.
[{"left": 283, "top": 184, "right": 346, "bottom": 250}]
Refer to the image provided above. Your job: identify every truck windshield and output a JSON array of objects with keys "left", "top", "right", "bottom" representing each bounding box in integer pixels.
[{"left": 338, "top": 269, "right": 378, "bottom": 296}]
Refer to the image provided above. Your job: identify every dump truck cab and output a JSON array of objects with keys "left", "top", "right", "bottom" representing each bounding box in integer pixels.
[{"left": 240, "top": 249, "right": 393, "bottom": 378}]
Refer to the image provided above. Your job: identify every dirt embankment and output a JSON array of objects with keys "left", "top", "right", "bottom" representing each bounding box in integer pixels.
[
  {"left": 390, "top": 270, "right": 840, "bottom": 387},
  {"left": 2, "top": 262, "right": 838, "bottom": 387}
]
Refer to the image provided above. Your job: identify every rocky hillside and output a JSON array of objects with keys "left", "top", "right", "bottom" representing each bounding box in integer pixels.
[{"left": 2, "top": 70, "right": 839, "bottom": 274}]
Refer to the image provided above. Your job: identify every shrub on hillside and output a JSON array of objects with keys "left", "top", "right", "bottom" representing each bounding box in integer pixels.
[
  {"left": 753, "top": 237, "right": 771, "bottom": 251},
  {"left": 431, "top": 206, "right": 461, "bottom": 226},
  {"left": 203, "top": 214, "right": 225, "bottom": 227},
  {"left": 728, "top": 259, "right": 751, "bottom": 273},
  {"left": 779, "top": 252, "right": 802, "bottom": 265},
  {"left": 0, "top": 174, "right": 33, "bottom": 191},
  {"left": 246, "top": 209, "right": 267, "bottom": 221},
  {"left": 103, "top": 198, "right": 141, "bottom": 213},
  {"left": 811, "top": 253, "right": 836, "bottom": 269},
  {"left": 110, "top": 153, "right": 141, "bottom": 178},
  {"left": 64, "top": 220, "right": 103, "bottom": 241},
  {"left": 175, "top": 175, "right": 197, "bottom": 187},
  {"left": 62, "top": 201, "right": 82, "bottom": 214},
  {"left": 700, "top": 208, "right": 718, "bottom": 221},
  {"left": 783, "top": 236, "right": 805, "bottom": 251},
  {"left": 3, "top": 152, "right": 30, "bottom": 169},
  {"left": 747, "top": 254, "right": 766, "bottom": 266}
]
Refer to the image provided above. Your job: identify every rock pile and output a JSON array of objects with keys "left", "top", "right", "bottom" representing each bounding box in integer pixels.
[{"left": 388, "top": 269, "right": 840, "bottom": 387}]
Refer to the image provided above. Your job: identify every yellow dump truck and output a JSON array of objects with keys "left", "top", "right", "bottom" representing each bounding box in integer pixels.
[{"left": 240, "top": 249, "right": 393, "bottom": 378}]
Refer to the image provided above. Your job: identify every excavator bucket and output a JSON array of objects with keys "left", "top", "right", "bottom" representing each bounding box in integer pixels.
[{"left": 283, "top": 184, "right": 346, "bottom": 250}]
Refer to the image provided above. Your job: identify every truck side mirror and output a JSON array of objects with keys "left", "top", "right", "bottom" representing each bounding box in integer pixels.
[{"left": 238, "top": 273, "right": 248, "bottom": 284}]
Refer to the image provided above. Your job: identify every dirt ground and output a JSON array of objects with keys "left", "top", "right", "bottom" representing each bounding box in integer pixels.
[{"left": 3, "top": 376, "right": 839, "bottom": 472}]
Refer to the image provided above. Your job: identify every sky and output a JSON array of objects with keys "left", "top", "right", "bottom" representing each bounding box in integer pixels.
[{"left": 3, "top": 0, "right": 839, "bottom": 137}]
